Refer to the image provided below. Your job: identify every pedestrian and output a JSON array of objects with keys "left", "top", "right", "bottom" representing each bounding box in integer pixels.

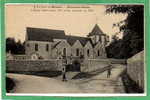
[
  {"left": 62, "top": 56, "right": 67, "bottom": 81},
  {"left": 107, "top": 64, "right": 112, "bottom": 78},
  {"left": 62, "top": 67, "right": 67, "bottom": 81}
]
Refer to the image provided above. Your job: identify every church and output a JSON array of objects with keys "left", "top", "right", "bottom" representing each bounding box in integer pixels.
[{"left": 25, "top": 24, "right": 109, "bottom": 60}]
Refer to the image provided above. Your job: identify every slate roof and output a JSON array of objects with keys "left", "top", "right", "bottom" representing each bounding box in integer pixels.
[
  {"left": 53, "top": 41, "right": 61, "bottom": 48},
  {"left": 88, "top": 24, "right": 105, "bottom": 36},
  {"left": 26, "top": 27, "right": 94, "bottom": 47},
  {"left": 65, "top": 35, "right": 92, "bottom": 47},
  {"left": 26, "top": 27, "right": 65, "bottom": 42}
]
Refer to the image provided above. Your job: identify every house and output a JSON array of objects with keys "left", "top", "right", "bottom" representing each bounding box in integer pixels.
[{"left": 25, "top": 24, "right": 109, "bottom": 60}]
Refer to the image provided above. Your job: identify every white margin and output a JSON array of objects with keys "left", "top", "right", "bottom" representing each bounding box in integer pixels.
[{"left": 6, "top": 93, "right": 146, "bottom": 97}]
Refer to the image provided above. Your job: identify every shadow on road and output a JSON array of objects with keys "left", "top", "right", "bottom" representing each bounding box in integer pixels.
[
  {"left": 72, "top": 65, "right": 112, "bottom": 79},
  {"left": 7, "top": 71, "right": 62, "bottom": 78}
]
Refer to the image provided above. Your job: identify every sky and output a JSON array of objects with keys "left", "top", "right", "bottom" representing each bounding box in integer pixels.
[{"left": 5, "top": 4, "right": 127, "bottom": 42}]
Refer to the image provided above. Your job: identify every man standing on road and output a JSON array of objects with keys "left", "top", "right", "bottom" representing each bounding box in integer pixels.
[
  {"left": 62, "top": 56, "right": 67, "bottom": 81},
  {"left": 107, "top": 63, "right": 112, "bottom": 78}
]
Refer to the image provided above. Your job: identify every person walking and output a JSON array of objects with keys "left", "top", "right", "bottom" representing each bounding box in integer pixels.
[
  {"left": 62, "top": 56, "right": 67, "bottom": 81},
  {"left": 62, "top": 67, "right": 67, "bottom": 81},
  {"left": 107, "top": 64, "right": 112, "bottom": 78}
]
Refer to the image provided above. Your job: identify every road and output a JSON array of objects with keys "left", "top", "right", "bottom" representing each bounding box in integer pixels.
[{"left": 7, "top": 64, "right": 125, "bottom": 93}]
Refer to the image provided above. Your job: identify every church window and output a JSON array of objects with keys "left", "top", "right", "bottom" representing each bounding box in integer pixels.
[
  {"left": 35, "top": 44, "right": 38, "bottom": 51},
  {"left": 76, "top": 48, "right": 79, "bottom": 56},
  {"left": 87, "top": 49, "right": 90, "bottom": 57},
  {"left": 97, "top": 50, "right": 100, "bottom": 56},
  {"left": 46, "top": 44, "right": 49, "bottom": 51},
  {"left": 63, "top": 48, "right": 66, "bottom": 56}
]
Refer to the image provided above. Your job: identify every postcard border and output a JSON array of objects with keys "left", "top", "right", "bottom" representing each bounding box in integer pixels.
[{"left": 1, "top": 0, "right": 150, "bottom": 100}]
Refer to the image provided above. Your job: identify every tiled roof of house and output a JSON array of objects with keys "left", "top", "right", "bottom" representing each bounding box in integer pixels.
[{"left": 26, "top": 27, "right": 65, "bottom": 42}]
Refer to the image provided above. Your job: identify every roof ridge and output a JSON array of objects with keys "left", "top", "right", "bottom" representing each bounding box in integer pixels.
[
  {"left": 27, "top": 27, "right": 65, "bottom": 32},
  {"left": 88, "top": 24, "right": 104, "bottom": 36}
]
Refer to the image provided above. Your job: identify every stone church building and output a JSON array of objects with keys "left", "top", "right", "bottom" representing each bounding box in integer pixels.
[{"left": 25, "top": 24, "right": 109, "bottom": 60}]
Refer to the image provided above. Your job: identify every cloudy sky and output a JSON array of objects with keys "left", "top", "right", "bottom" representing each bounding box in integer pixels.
[{"left": 5, "top": 4, "right": 127, "bottom": 42}]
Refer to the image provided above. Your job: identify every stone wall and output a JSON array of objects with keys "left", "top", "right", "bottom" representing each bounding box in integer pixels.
[
  {"left": 81, "top": 59, "right": 126, "bottom": 72},
  {"left": 7, "top": 58, "right": 127, "bottom": 73},
  {"left": 81, "top": 59, "right": 108, "bottom": 72},
  {"left": 7, "top": 59, "right": 61, "bottom": 72},
  {"left": 52, "top": 41, "right": 71, "bottom": 59},
  {"left": 127, "top": 51, "right": 144, "bottom": 90}
]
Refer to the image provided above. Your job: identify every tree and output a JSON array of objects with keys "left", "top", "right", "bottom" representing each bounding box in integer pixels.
[
  {"left": 105, "top": 5, "right": 144, "bottom": 59},
  {"left": 6, "top": 37, "right": 25, "bottom": 54},
  {"left": 6, "top": 38, "right": 16, "bottom": 54}
]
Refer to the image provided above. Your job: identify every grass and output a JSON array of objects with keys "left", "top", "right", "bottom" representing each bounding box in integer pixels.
[{"left": 6, "top": 77, "right": 15, "bottom": 93}]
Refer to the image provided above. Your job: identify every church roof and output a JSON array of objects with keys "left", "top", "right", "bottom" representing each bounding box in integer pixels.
[
  {"left": 88, "top": 24, "right": 105, "bottom": 36},
  {"left": 53, "top": 41, "right": 61, "bottom": 48},
  {"left": 26, "top": 27, "right": 65, "bottom": 42},
  {"left": 66, "top": 35, "right": 91, "bottom": 46},
  {"left": 26, "top": 27, "right": 94, "bottom": 47}
]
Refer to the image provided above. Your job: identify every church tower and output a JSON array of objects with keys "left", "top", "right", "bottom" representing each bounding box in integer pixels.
[{"left": 88, "top": 24, "right": 106, "bottom": 45}]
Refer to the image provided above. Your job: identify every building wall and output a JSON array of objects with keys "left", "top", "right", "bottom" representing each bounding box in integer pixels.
[
  {"left": 25, "top": 38, "right": 107, "bottom": 59},
  {"left": 84, "top": 41, "right": 93, "bottom": 59},
  {"left": 94, "top": 42, "right": 106, "bottom": 58},
  {"left": 89, "top": 35, "right": 100, "bottom": 45},
  {"left": 25, "top": 41, "right": 52, "bottom": 59},
  {"left": 89, "top": 36, "right": 95, "bottom": 45},
  {"left": 101, "top": 35, "right": 106, "bottom": 45},
  {"left": 127, "top": 51, "right": 144, "bottom": 90},
  {"left": 52, "top": 41, "right": 71, "bottom": 59},
  {"left": 71, "top": 40, "right": 84, "bottom": 57}
]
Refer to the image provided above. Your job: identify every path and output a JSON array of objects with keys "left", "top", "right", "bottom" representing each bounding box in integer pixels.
[
  {"left": 7, "top": 74, "right": 81, "bottom": 93},
  {"left": 7, "top": 64, "right": 125, "bottom": 93},
  {"left": 69, "top": 64, "right": 125, "bottom": 93}
]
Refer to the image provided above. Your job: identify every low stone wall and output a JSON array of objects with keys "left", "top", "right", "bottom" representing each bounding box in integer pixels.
[
  {"left": 109, "top": 59, "right": 126, "bottom": 64},
  {"left": 81, "top": 59, "right": 107, "bottom": 72},
  {"left": 127, "top": 51, "right": 144, "bottom": 90},
  {"left": 7, "top": 58, "right": 127, "bottom": 73},
  {"left": 7, "top": 59, "right": 61, "bottom": 72},
  {"left": 81, "top": 59, "right": 126, "bottom": 72}
]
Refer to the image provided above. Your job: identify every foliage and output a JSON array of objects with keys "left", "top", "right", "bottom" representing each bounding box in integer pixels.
[
  {"left": 6, "top": 37, "right": 25, "bottom": 54},
  {"left": 105, "top": 5, "right": 144, "bottom": 59}
]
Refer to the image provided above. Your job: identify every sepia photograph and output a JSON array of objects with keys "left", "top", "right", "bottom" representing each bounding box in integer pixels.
[{"left": 5, "top": 4, "right": 145, "bottom": 96}]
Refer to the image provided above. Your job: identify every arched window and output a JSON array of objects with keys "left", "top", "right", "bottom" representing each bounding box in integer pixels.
[
  {"left": 35, "top": 43, "right": 38, "bottom": 51},
  {"left": 87, "top": 49, "right": 90, "bottom": 57},
  {"left": 46, "top": 44, "right": 49, "bottom": 51},
  {"left": 76, "top": 48, "right": 79, "bottom": 56},
  {"left": 63, "top": 48, "right": 66, "bottom": 56}
]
